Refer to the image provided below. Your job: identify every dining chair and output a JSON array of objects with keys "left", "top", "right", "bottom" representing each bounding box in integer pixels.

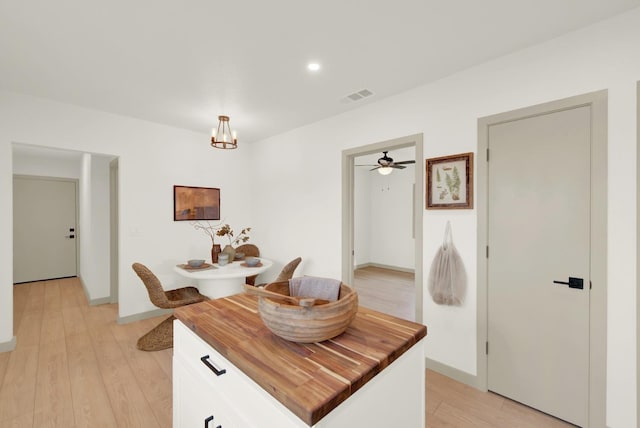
[
  {"left": 235, "top": 243, "right": 260, "bottom": 285},
  {"left": 132, "top": 262, "right": 208, "bottom": 351}
]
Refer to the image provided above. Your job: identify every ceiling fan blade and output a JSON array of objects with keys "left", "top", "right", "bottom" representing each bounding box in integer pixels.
[
  {"left": 355, "top": 164, "right": 378, "bottom": 167},
  {"left": 394, "top": 160, "right": 415, "bottom": 165},
  {"left": 369, "top": 166, "right": 381, "bottom": 171},
  {"left": 391, "top": 165, "right": 406, "bottom": 169}
]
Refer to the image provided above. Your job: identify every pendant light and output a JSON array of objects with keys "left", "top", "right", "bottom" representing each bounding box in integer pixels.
[{"left": 211, "top": 115, "right": 237, "bottom": 149}]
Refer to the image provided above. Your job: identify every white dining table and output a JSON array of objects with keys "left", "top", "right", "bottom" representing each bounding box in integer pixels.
[{"left": 173, "top": 258, "right": 273, "bottom": 299}]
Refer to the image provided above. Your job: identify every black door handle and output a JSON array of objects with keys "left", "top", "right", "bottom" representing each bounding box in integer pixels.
[{"left": 553, "top": 277, "right": 584, "bottom": 289}]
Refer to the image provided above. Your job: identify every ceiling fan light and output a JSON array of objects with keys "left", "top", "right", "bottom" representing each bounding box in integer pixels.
[{"left": 378, "top": 167, "right": 393, "bottom": 175}]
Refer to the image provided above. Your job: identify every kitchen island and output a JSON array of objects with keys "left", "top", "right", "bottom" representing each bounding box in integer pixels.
[{"left": 173, "top": 292, "right": 427, "bottom": 427}]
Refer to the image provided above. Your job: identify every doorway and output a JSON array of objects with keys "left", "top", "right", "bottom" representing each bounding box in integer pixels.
[
  {"left": 477, "top": 91, "right": 607, "bottom": 427},
  {"left": 12, "top": 144, "right": 119, "bottom": 304},
  {"left": 342, "top": 134, "right": 424, "bottom": 323}
]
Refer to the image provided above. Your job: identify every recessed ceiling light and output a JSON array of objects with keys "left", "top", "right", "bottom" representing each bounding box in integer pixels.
[{"left": 307, "top": 62, "right": 321, "bottom": 71}]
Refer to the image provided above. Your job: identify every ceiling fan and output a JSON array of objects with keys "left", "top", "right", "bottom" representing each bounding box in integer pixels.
[{"left": 356, "top": 151, "right": 415, "bottom": 175}]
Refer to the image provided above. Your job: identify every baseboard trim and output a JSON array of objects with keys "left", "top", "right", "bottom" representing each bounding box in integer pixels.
[
  {"left": 89, "top": 296, "right": 112, "bottom": 306},
  {"left": 78, "top": 276, "right": 113, "bottom": 306},
  {"left": 425, "top": 357, "right": 482, "bottom": 390},
  {"left": 0, "top": 336, "right": 17, "bottom": 353},
  {"left": 356, "top": 262, "right": 415, "bottom": 274},
  {"left": 117, "top": 308, "right": 173, "bottom": 325}
]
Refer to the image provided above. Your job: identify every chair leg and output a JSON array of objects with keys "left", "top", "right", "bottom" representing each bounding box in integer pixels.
[{"left": 137, "top": 314, "right": 175, "bottom": 351}]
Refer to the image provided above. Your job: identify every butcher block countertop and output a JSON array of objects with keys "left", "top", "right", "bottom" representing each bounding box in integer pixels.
[{"left": 174, "top": 293, "right": 427, "bottom": 426}]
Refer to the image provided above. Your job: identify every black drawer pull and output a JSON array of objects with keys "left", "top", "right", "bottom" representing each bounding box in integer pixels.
[{"left": 200, "top": 355, "right": 226, "bottom": 376}]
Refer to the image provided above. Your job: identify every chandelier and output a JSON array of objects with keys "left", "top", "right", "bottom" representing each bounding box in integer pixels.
[{"left": 211, "top": 115, "right": 237, "bottom": 149}]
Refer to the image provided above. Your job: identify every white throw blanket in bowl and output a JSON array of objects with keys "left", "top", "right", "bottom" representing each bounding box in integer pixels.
[{"left": 289, "top": 276, "right": 341, "bottom": 302}]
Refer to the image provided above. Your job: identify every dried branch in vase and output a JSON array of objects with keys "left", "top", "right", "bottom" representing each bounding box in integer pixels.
[
  {"left": 192, "top": 220, "right": 224, "bottom": 244},
  {"left": 216, "top": 224, "right": 251, "bottom": 246}
]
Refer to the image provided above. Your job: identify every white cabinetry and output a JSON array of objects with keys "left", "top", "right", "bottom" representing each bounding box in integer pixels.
[{"left": 173, "top": 320, "right": 425, "bottom": 427}]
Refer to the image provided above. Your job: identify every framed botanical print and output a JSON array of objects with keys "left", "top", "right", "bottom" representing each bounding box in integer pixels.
[{"left": 426, "top": 152, "right": 474, "bottom": 209}]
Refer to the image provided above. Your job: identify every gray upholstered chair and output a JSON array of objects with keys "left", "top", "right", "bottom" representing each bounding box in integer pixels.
[{"left": 132, "top": 262, "right": 208, "bottom": 351}]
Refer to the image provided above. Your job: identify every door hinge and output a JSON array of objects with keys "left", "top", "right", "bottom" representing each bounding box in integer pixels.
[
  {"left": 486, "top": 341, "right": 489, "bottom": 355},
  {"left": 590, "top": 280, "right": 592, "bottom": 290},
  {"left": 486, "top": 245, "right": 489, "bottom": 258},
  {"left": 486, "top": 148, "right": 490, "bottom": 162}
]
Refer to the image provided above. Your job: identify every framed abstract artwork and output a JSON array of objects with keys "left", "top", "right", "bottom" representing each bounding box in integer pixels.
[{"left": 173, "top": 185, "right": 220, "bottom": 221}]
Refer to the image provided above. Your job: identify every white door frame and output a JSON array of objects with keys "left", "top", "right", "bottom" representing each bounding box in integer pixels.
[
  {"left": 477, "top": 90, "right": 607, "bottom": 427},
  {"left": 636, "top": 80, "right": 640, "bottom": 427},
  {"left": 110, "top": 158, "right": 119, "bottom": 303},
  {"left": 341, "top": 133, "right": 424, "bottom": 323}
]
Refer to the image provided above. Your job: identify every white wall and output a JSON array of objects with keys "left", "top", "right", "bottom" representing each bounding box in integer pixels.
[
  {"left": 88, "top": 155, "right": 112, "bottom": 301},
  {"left": 78, "top": 153, "right": 113, "bottom": 302},
  {"left": 0, "top": 92, "right": 253, "bottom": 334},
  {"left": 250, "top": 9, "right": 640, "bottom": 426},
  {"left": 353, "top": 148, "right": 416, "bottom": 270},
  {"left": 353, "top": 166, "right": 371, "bottom": 266},
  {"left": 12, "top": 147, "right": 82, "bottom": 178},
  {"left": 368, "top": 163, "right": 415, "bottom": 270}
]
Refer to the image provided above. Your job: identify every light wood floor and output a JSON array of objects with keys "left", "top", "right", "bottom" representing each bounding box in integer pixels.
[
  {"left": 353, "top": 265, "right": 416, "bottom": 321},
  {"left": 1, "top": 277, "right": 573, "bottom": 427},
  {"left": 2, "top": 277, "right": 173, "bottom": 427}
]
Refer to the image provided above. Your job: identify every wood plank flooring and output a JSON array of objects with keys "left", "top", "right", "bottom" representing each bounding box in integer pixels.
[
  {"left": 1, "top": 277, "right": 572, "bottom": 427},
  {"left": 353, "top": 265, "right": 415, "bottom": 321},
  {"left": 2, "top": 278, "right": 172, "bottom": 427}
]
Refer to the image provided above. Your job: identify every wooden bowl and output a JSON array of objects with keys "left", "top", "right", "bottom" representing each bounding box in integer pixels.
[{"left": 258, "top": 281, "right": 358, "bottom": 343}]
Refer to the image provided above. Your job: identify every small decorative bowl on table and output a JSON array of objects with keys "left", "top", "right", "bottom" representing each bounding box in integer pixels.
[
  {"left": 244, "top": 256, "right": 261, "bottom": 267},
  {"left": 257, "top": 280, "right": 358, "bottom": 343},
  {"left": 187, "top": 259, "right": 205, "bottom": 268}
]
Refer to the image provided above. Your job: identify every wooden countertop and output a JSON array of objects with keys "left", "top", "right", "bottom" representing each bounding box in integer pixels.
[{"left": 174, "top": 293, "right": 427, "bottom": 426}]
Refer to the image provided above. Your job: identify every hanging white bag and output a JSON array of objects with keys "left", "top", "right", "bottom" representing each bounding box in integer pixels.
[{"left": 428, "top": 221, "right": 467, "bottom": 306}]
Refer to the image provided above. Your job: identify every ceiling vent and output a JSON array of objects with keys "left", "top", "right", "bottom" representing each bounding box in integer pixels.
[{"left": 341, "top": 88, "right": 375, "bottom": 103}]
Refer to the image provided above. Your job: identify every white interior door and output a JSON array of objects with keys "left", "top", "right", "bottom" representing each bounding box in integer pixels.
[
  {"left": 487, "top": 105, "right": 590, "bottom": 426},
  {"left": 13, "top": 176, "right": 78, "bottom": 283}
]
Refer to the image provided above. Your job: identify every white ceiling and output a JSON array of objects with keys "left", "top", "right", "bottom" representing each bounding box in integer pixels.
[{"left": 1, "top": 1, "right": 638, "bottom": 144}]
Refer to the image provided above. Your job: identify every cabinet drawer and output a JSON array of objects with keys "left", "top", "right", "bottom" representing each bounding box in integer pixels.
[
  {"left": 174, "top": 320, "right": 304, "bottom": 427},
  {"left": 174, "top": 359, "right": 250, "bottom": 428},
  {"left": 174, "top": 321, "right": 244, "bottom": 393}
]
